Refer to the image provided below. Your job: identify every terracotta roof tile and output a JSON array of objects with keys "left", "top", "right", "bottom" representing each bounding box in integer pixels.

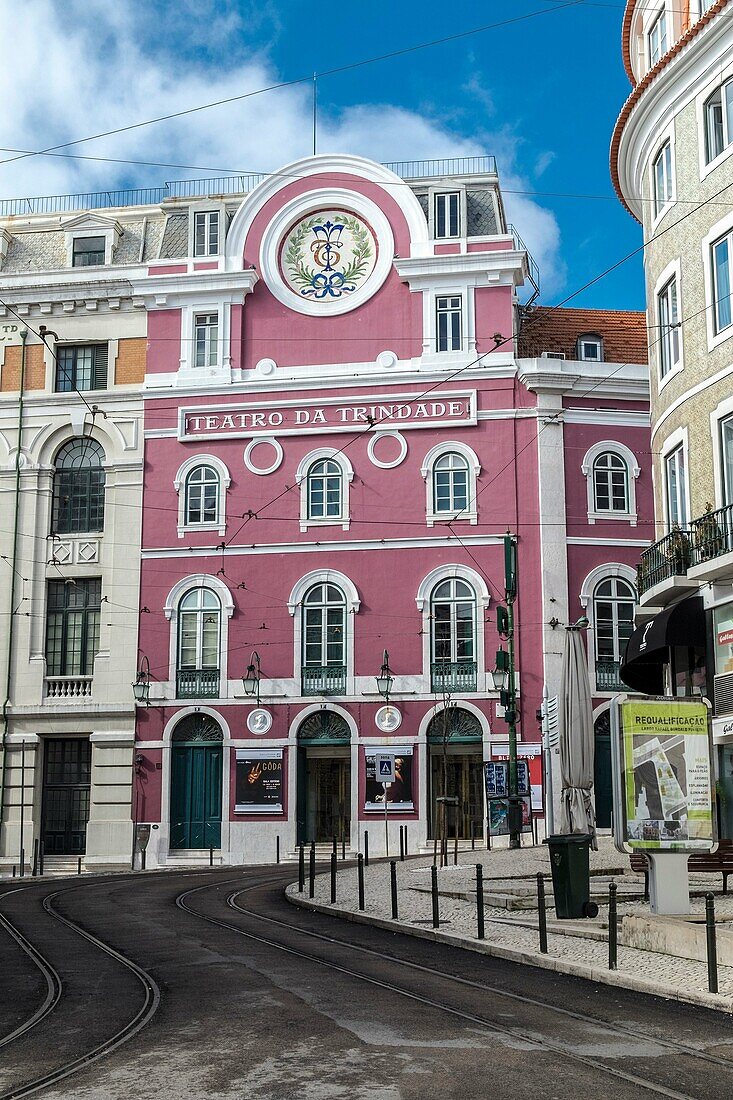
[{"left": 517, "top": 306, "right": 648, "bottom": 364}]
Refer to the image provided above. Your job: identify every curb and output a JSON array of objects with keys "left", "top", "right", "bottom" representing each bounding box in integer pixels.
[{"left": 285, "top": 883, "right": 733, "bottom": 1015}]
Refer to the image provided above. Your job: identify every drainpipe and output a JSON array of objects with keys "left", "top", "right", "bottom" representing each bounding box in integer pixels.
[{"left": 0, "top": 329, "right": 28, "bottom": 829}]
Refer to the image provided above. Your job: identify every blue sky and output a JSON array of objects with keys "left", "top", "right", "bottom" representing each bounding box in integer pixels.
[{"left": 0, "top": 0, "right": 644, "bottom": 309}]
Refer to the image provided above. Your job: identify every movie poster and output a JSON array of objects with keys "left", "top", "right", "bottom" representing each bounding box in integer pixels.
[
  {"left": 235, "top": 749, "right": 283, "bottom": 813},
  {"left": 620, "top": 699, "right": 713, "bottom": 851},
  {"left": 364, "top": 748, "right": 413, "bottom": 810}
]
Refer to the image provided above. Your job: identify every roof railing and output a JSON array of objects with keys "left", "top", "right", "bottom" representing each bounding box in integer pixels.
[{"left": 0, "top": 156, "right": 498, "bottom": 218}]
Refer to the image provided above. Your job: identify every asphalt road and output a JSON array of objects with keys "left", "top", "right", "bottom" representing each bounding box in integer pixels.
[{"left": 2, "top": 865, "right": 733, "bottom": 1100}]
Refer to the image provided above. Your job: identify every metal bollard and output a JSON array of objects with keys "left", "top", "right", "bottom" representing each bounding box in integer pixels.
[
  {"left": 431, "top": 864, "right": 440, "bottom": 929},
  {"left": 706, "top": 892, "right": 718, "bottom": 994},
  {"left": 332, "top": 835, "right": 337, "bottom": 859},
  {"left": 276, "top": 835, "right": 280, "bottom": 865},
  {"left": 141, "top": 849, "right": 146, "bottom": 871},
  {"left": 486, "top": 820, "right": 491, "bottom": 850},
  {"left": 309, "top": 843, "right": 316, "bottom": 899},
  {"left": 32, "top": 839, "right": 39, "bottom": 877},
  {"left": 298, "top": 845, "right": 305, "bottom": 892},
  {"left": 537, "top": 873, "right": 548, "bottom": 954},
  {"left": 390, "top": 860, "right": 399, "bottom": 920},
  {"left": 399, "top": 825, "right": 405, "bottom": 862},
  {"left": 364, "top": 830, "right": 369, "bottom": 867},
  {"left": 341, "top": 833, "right": 346, "bottom": 861},
  {"left": 471, "top": 820, "right": 476, "bottom": 851},
  {"left": 404, "top": 826, "right": 408, "bottom": 856},
  {"left": 12, "top": 865, "right": 15, "bottom": 878},
  {"left": 20, "top": 850, "right": 25, "bottom": 878},
  {"left": 330, "top": 853, "right": 337, "bottom": 904},
  {"left": 209, "top": 846, "right": 214, "bottom": 867},
  {"left": 77, "top": 856, "right": 82, "bottom": 875},
  {"left": 476, "top": 863, "right": 485, "bottom": 940},
  {"left": 608, "top": 879, "right": 618, "bottom": 971},
  {"left": 533, "top": 814, "right": 539, "bottom": 847},
  {"left": 39, "top": 841, "right": 44, "bottom": 877},
  {"left": 358, "top": 852, "right": 365, "bottom": 911}
]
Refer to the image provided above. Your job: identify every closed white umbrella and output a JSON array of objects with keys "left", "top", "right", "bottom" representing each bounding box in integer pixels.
[{"left": 558, "top": 625, "right": 597, "bottom": 849}]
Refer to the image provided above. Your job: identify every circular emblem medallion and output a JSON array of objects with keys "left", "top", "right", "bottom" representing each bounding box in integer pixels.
[
  {"left": 280, "top": 209, "right": 378, "bottom": 305},
  {"left": 375, "top": 705, "right": 402, "bottom": 733},
  {"left": 247, "top": 708, "right": 273, "bottom": 735}
]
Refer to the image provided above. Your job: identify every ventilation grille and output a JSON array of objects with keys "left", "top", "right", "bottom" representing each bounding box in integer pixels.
[{"left": 715, "top": 672, "right": 733, "bottom": 715}]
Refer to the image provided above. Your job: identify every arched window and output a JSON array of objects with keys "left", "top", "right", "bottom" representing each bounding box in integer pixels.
[
  {"left": 593, "top": 577, "right": 636, "bottom": 691},
  {"left": 430, "top": 578, "right": 477, "bottom": 692},
  {"left": 301, "top": 583, "right": 347, "bottom": 696},
  {"left": 184, "top": 465, "right": 220, "bottom": 526},
  {"left": 593, "top": 452, "right": 629, "bottom": 514},
  {"left": 307, "top": 459, "right": 343, "bottom": 521},
  {"left": 52, "top": 438, "right": 105, "bottom": 535},
  {"left": 177, "top": 588, "right": 221, "bottom": 699},
  {"left": 422, "top": 443, "right": 480, "bottom": 526}
]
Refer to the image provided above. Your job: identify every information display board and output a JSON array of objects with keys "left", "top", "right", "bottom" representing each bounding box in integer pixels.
[
  {"left": 487, "top": 795, "right": 532, "bottom": 836},
  {"left": 618, "top": 698, "right": 714, "bottom": 851},
  {"left": 364, "top": 747, "right": 413, "bottom": 810},
  {"left": 235, "top": 749, "right": 283, "bottom": 813},
  {"left": 484, "top": 760, "right": 530, "bottom": 800}
]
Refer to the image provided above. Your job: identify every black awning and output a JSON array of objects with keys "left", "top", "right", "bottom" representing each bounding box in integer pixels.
[{"left": 620, "top": 595, "right": 706, "bottom": 695}]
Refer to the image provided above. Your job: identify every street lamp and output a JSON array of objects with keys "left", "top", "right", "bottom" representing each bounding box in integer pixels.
[
  {"left": 132, "top": 656, "right": 150, "bottom": 706},
  {"left": 375, "top": 649, "right": 394, "bottom": 702},
  {"left": 490, "top": 648, "right": 510, "bottom": 692},
  {"left": 243, "top": 651, "right": 262, "bottom": 706}
]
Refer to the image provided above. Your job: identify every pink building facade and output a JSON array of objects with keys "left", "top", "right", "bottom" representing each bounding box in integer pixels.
[{"left": 131, "top": 155, "right": 652, "bottom": 865}]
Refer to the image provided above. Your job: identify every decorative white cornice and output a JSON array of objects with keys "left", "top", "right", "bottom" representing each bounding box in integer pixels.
[
  {"left": 128, "top": 268, "right": 258, "bottom": 308},
  {"left": 517, "top": 356, "right": 650, "bottom": 399},
  {"left": 395, "top": 249, "right": 526, "bottom": 290}
]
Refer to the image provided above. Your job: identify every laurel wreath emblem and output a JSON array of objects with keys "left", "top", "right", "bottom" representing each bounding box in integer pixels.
[{"left": 283, "top": 212, "right": 374, "bottom": 299}]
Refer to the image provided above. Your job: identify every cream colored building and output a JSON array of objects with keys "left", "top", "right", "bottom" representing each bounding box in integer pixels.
[{"left": 612, "top": 0, "right": 733, "bottom": 822}]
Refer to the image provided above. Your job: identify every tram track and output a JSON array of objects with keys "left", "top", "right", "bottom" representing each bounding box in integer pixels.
[{"left": 176, "top": 875, "right": 733, "bottom": 1100}]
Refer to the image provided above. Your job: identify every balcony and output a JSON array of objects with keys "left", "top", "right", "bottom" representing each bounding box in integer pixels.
[
  {"left": 176, "top": 668, "right": 220, "bottom": 699},
  {"left": 45, "top": 676, "right": 92, "bottom": 700},
  {"left": 595, "top": 660, "right": 624, "bottom": 692},
  {"left": 637, "top": 528, "right": 693, "bottom": 598},
  {"left": 431, "top": 660, "right": 478, "bottom": 693},
  {"left": 637, "top": 507, "right": 733, "bottom": 601},
  {"left": 301, "top": 665, "right": 347, "bottom": 696},
  {"left": 690, "top": 504, "right": 733, "bottom": 569}
]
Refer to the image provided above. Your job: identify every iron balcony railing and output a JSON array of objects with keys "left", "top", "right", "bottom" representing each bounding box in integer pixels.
[
  {"left": 431, "top": 660, "right": 478, "bottom": 693},
  {"left": 302, "top": 664, "right": 347, "bottom": 696},
  {"left": 690, "top": 504, "right": 733, "bottom": 567},
  {"left": 637, "top": 528, "right": 692, "bottom": 596},
  {"left": 0, "top": 158, "right": 499, "bottom": 218},
  {"left": 176, "top": 668, "right": 220, "bottom": 699},
  {"left": 595, "top": 660, "right": 624, "bottom": 692}
]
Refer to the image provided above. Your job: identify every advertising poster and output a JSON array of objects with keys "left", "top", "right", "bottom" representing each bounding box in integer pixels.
[
  {"left": 484, "top": 761, "right": 530, "bottom": 800},
  {"left": 365, "top": 748, "right": 413, "bottom": 810},
  {"left": 235, "top": 749, "right": 283, "bottom": 813},
  {"left": 488, "top": 795, "right": 532, "bottom": 836},
  {"left": 714, "top": 605, "right": 733, "bottom": 677},
  {"left": 620, "top": 699, "right": 713, "bottom": 850}
]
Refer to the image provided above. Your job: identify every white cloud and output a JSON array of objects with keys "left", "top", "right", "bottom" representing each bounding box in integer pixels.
[{"left": 0, "top": 0, "right": 563, "bottom": 293}]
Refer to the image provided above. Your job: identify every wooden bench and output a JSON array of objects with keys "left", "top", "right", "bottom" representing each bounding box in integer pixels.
[{"left": 629, "top": 840, "right": 733, "bottom": 900}]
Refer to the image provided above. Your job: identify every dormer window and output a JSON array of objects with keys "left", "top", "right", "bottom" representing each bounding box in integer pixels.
[
  {"left": 194, "top": 211, "right": 219, "bottom": 257},
  {"left": 577, "top": 334, "right": 603, "bottom": 362},
  {"left": 435, "top": 193, "right": 460, "bottom": 239},
  {"left": 72, "top": 236, "right": 105, "bottom": 267}
]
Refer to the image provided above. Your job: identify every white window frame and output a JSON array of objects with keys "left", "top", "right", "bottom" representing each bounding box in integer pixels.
[
  {"left": 193, "top": 210, "right": 220, "bottom": 257},
  {"left": 415, "top": 565, "right": 490, "bottom": 693},
  {"left": 577, "top": 333, "right": 603, "bottom": 362},
  {"left": 581, "top": 441, "right": 640, "bottom": 525},
  {"left": 579, "top": 563, "right": 638, "bottom": 696},
  {"left": 712, "top": 230, "right": 733, "bottom": 338},
  {"left": 174, "top": 454, "right": 230, "bottom": 537},
  {"left": 711, "top": 393, "right": 733, "bottom": 509},
  {"left": 62, "top": 215, "right": 121, "bottom": 268},
  {"left": 421, "top": 441, "right": 480, "bottom": 526},
  {"left": 434, "top": 192, "right": 461, "bottom": 239},
  {"left": 435, "top": 294, "right": 463, "bottom": 353},
  {"left": 662, "top": 431, "right": 690, "bottom": 530},
  {"left": 655, "top": 258, "right": 683, "bottom": 389},
  {"left": 194, "top": 311, "right": 219, "bottom": 369},
  {"left": 186, "top": 202, "right": 225, "bottom": 259},
  {"left": 648, "top": 8, "right": 668, "bottom": 67},
  {"left": 698, "top": 63, "right": 733, "bottom": 180},
  {"left": 163, "top": 574, "right": 234, "bottom": 696},
  {"left": 288, "top": 569, "right": 360, "bottom": 696},
  {"left": 178, "top": 299, "right": 231, "bottom": 380},
  {"left": 703, "top": 210, "right": 733, "bottom": 351},
  {"left": 295, "top": 448, "right": 354, "bottom": 532},
  {"left": 652, "top": 139, "right": 674, "bottom": 221}
]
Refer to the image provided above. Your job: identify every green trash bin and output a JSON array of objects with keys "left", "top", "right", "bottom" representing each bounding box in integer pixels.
[{"left": 543, "top": 834, "right": 599, "bottom": 919}]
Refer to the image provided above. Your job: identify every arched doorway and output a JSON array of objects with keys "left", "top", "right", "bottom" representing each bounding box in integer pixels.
[
  {"left": 594, "top": 708, "right": 612, "bottom": 829},
  {"left": 296, "top": 711, "right": 351, "bottom": 845},
  {"left": 170, "top": 713, "right": 223, "bottom": 850},
  {"left": 427, "top": 708, "right": 484, "bottom": 840}
]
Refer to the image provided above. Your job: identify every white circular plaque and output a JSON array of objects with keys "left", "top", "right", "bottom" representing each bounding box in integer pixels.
[
  {"left": 375, "top": 705, "right": 402, "bottom": 733},
  {"left": 247, "top": 708, "right": 273, "bottom": 735}
]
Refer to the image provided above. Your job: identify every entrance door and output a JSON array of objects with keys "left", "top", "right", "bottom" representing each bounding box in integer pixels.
[
  {"left": 42, "top": 738, "right": 92, "bottom": 855},
  {"left": 307, "top": 757, "right": 350, "bottom": 843},
  {"left": 170, "top": 743, "right": 222, "bottom": 849},
  {"left": 429, "top": 752, "right": 483, "bottom": 840},
  {"left": 594, "top": 710, "right": 613, "bottom": 829}
]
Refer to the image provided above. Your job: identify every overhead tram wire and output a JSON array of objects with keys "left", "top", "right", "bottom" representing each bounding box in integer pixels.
[{"left": 0, "top": 2, "right": 587, "bottom": 171}]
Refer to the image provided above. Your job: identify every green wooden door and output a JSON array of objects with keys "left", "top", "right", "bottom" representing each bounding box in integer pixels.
[{"left": 170, "top": 743, "right": 222, "bottom": 849}]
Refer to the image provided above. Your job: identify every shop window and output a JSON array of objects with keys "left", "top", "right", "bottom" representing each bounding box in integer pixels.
[{"left": 52, "top": 438, "right": 106, "bottom": 535}]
